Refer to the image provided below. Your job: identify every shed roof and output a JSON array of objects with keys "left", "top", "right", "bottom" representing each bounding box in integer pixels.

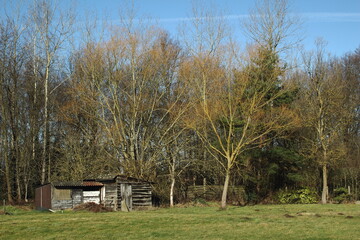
[
  {"left": 85, "top": 173, "right": 152, "bottom": 183},
  {"left": 52, "top": 181, "right": 104, "bottom": 187}
]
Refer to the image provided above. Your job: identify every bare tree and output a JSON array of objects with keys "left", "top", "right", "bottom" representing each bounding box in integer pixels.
[
  {"left": 96, "top": 29, "right": 188, "bottom": 180},
  {"left": 161, "top": 129, "right": 194, "bottom": 207},
  {"left": 182, "top": 44, "right": 298, "bottom": 209},
  {"left": 0, "top": 20, "right": 13, "bottom": 203},
  {"left": 181, "top": 0, "right": 299, "bottom": 209},
  {"left": 55, "top": 40, "right": 110, "bottom": 180},
  {"left": 243, "top": 0, "right": 302, "bottom": 54},
  {"left": 340, "top": 48, "right": 360, "bottom": 199},
  {"left": 31, "top": 0, "right": 74, "bottom": 184},
  {"left": 0, "top": 2, "right": 30, "bottom": 201},
  {"left": 299, "top": 40, "right": 350, "bottom": 204}
]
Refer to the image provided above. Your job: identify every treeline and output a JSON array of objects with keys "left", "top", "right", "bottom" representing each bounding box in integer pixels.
[{"left": 0, "top": 0, "right": 359, "bottom": 208}]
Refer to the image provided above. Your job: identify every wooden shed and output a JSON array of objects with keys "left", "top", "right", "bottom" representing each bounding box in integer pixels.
[
  {"left": 88, "top": 174, "right": 153, "bottom": 211},
  {"left": 35, "top": 175, "right": 152, "bottom": 211}
]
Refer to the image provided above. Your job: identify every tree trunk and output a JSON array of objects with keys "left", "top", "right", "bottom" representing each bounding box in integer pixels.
[
  {"left": 321, "top": 164, "right": 328, "bottom": 204},
  {"left": 1, "top": 97, "right": 13, "bottom": 204},
  {"left": 24, "top": 177, "right": 29, "bottom": 203},
  {"left": 41, "top": 121, "right": 47, "bottom": 185},
  {"left": 48, "top": 151, "right": 51, "bottom": 183},
  {"left": 15, "top": 137, "right": 21, "bottom": 202},
  {"left": 221, "top": 169, "right": 230, "bottom": 209},
  {"left": 41, "top": 63, "right": 49, "bottom": 185},
  {"left": 4, "top": 148, "right": 13, "bottom": 204},
  {"left": 27, "top": 35, "right": 37, "bottom": 201},
  {"left": 170, "top": 173, "right": 175, "bottom": 207},
  {"left": 16, "top": 168, "right": 21, "bottom": 202}
]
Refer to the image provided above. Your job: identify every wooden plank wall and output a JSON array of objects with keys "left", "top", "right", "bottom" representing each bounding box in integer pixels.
[
  {"left": 83, "top": 190, "right": 101, "bottom": 204},
  {"left": 117, "top": 183, "right": 122, "bottom": 210},
  {"left": 46, "top": 182, "right": 152, "bottom": 210},
  {"left": 104, "top": 184, "right": 117, "bottom": 210},
  {"left": 52, "top": 200, "right": 73, "bottom": 209},
  {"left": 52, "top": 188, "right": 73, "bottom": 209},
  {"left": 120, "top": 183, "right": 132, "bottom": 211},
  {"left": 51, "top": 188, "right": 101, "bottom": 209},
  {"left": 132, "top": 183, "right": 152, "bottom": 208},
  {"left": 72, "top": 189, "right": 83, "bottom": 207}
]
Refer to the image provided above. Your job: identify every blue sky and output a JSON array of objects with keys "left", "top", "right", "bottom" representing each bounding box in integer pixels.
[
  {"left": 68, "top": 0, "right": 359, "bottom": 57},
  {"left": 4, "top": 0, "right": 360, "bottom": 57}
]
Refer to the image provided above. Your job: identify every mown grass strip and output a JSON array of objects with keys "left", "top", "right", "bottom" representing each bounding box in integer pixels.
[{"left": 0, "top": 204, "right": 359, "bottom": 240}]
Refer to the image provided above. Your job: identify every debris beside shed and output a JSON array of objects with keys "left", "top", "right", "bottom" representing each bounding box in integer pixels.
[{"left": 73, "top": 202, "right": 113, "bottom": 213}]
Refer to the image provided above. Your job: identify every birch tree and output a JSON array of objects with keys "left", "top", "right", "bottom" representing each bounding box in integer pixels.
[
  {"left": 0, "top": 4, "right": 30, "bottom": 202},
  {"left": 31, "top": 0, "right": 74, "bottom": 184},
  {"left": 299, "top": 40, "right": 349, "bottom": 204},
  {"left": 0, "top": 19, "right": 14, "bottom": 203}
]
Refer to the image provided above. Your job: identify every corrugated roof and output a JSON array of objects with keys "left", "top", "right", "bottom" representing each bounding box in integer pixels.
[
  {"left": 84, "top": 173, "right": 117, "bottom": 181},
  {"left": 84, "top": 173, "right": 154, "bottom": 183},
  {"left": 52, "top": 181, "right": 103, "bottom": 187},
  {"left": 83, "top": 181, "right": 103, "bottom": 186}
]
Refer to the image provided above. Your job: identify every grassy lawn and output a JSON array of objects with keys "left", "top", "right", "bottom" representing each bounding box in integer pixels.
[{"left": 0, "top": 204, "right": 360, "bottom": 240}]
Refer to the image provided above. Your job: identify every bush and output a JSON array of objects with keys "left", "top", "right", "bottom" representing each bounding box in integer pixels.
[
  {"left": 193, "top": 197, "right": 208, "bottom": 205},
  {"left": 245, "top": 192, "right": 259, "bottom": 204},
  {"left": 277, "top": 188, "right": 318, "bottom": 204},
  {"left": 333, "top": 187, "right": 351, "bottom": 203}
]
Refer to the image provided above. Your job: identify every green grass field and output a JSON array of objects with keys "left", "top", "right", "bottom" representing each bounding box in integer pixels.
[{"left": 1, "top": 204, "right": 359, "bottom": 240}]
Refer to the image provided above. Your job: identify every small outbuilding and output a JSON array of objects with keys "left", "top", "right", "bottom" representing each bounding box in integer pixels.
[{"left": 35, "top": 174, "right": 152, "bottom": 211}]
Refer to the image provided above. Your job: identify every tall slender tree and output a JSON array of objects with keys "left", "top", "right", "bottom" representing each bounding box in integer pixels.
[
  {"left": 299, "top": 40, "right": 351, "bottom": 204},
  {"left": 31, "top": 0, "right": 74, "bottom": 184}
]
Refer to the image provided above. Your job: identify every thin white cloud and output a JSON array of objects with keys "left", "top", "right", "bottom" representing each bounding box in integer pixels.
[
  {"left": 302, "top": 12, "right": 360, "bottom": 23},
  {"left": 157, "top": 14, "right": 249, "bottom": 23},
  {"left": 85, "top": 12, "right": 360, "bottom": 27},
  {"left": 155, "top": 12, "right": 360, "bottom": 23}
]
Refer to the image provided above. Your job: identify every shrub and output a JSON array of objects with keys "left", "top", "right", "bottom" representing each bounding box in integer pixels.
[
  {"left": 245, "top": 192, "right": 259, "bottom": 204},
  {"left": 193, "top": 197, "right": 208, "bottom": 205},
  {"left": 333, "top": 187, "right": 351, "bottom": 203},
  {"left": 277, "top": 188, "right": 318, "bottom": 204}
]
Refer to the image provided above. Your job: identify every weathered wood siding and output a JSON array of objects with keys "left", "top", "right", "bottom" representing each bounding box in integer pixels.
[
  {"left": 83, "top": 190, "right": 100, "bottom": 204},
  {"left": 132, "top": 183, "right": 152, "bottom": 208},
  {"left": 52, "top": 199, "right": 73, "bottom": 209},
  {"left": 103, "top": 184, "right": 117, "bottom": 210},
  {"left": 114, "top": 178, "right": 152, "bottom": 210},
  {"left": 51, "top": 188, "right": 101, "bottom": 209},
  {"left": 116, "top": 181, "right": 122, "bottom": 210},
  {"left": 36, "top": 177, "right": 153, "bottom": 211},
  {"left": 120, "top": 183, "right": 132, "bottom": 211},
  {"left": 52, "top": 188, "right": 73, "bottom": 209},
  {"left": 72, "top": 189, "right": 83, "bottom": 207}
]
